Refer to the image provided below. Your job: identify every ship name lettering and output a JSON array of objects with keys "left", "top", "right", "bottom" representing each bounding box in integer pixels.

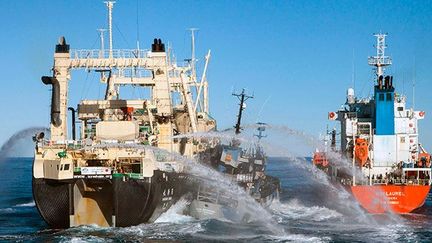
[{"left": 385, "top": 191, "right": 403, "bottom": 196}]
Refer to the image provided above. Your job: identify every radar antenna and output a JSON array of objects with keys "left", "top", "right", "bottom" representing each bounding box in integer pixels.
[
  {"left": 254, "top": 122, "right": 267, "bottom": 142},
  {"left": 368, "top": 33, "right": 392, "bottom": 78}
]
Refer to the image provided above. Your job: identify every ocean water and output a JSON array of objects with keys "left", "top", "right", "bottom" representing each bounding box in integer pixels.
[{"left": 1, "top": 157, "right": 432, "bottom": 242}]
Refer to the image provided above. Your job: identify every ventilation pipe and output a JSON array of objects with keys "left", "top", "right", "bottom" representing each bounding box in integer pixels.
[{"left": 41, "top": 76, "right": 61, "bottom": 127}]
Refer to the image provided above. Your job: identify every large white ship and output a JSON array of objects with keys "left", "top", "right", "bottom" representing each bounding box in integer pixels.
[{"left": 32, "top": 2, "right": 217, "bottom": 227}]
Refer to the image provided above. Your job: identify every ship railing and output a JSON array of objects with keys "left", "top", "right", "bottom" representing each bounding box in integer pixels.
[
  {"left": 405, "top": 179, "right": 431, "bottom": 186},
  {"left": 38, "top": 139, "right": 154, "bottom": 151},
  {"left": 70, "top": 49, "right": 150, "bottom": 60},
  {"left": 38, "top": 139, "right": 84, "bottom": 149},
  {"left": 234, "top": 173, "right": 254, "bottom": 183},
  {"left": 197, "top": 190, "right": 218, "bottom": 203},
  {"left": 196, "top": 186, "right": 238, "bottom": 207},
  {"left": 371, "top": 178, "right": 431, "bottom": 186},
  {"left": 116, "top": 68, "right": 153, "bottom": 78},
  {"left": 346, "top": 112, "right": 357, "bottom": 119},
  {"left": 367, "top": 56, "right": 392, "bottom": 66}
]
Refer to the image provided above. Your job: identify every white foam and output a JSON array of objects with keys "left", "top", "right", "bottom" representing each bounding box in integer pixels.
[
  {"left": 0, "top": 208, "right": 14, "bottom": 213},
  {"left": 269, "top": 233, "right": 331, "bottom": 243},
  {"left": 118, "top": 221, "right": 204, "bottom": 238},
  {"left": 155, "top": 198, "right": 195, "bottom": 224},
  {"left": 60, "top": 236, "right": 107, "bottom": 243},
  {"left": 15, "top": 201, "right": 35, "bottom": 207},
  {"left": 271, "top": 199, "right": 342, "bottom": 222}
]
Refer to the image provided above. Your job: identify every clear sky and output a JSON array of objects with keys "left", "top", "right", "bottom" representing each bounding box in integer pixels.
[{"left": 0, "top": 0, "right": 431, "bottom": 154}]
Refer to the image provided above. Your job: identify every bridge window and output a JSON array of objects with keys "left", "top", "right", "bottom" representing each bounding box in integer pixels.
[
  {"left": 386, "top": 93, "right": 392, "bottom": 101},
  {"left": 379, "top": 93, "right": 384, "bottom": 101}
]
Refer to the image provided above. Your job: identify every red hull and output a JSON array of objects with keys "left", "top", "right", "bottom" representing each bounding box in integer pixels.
[{"left": 351, "top": 185, "right": 430, "bottom": 214}]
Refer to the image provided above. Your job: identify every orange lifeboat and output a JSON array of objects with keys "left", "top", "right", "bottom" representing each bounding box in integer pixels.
[
  {"left": 418, "top": 152, "right": 431, "bottom": 168},
  {"left": 354, "top": 138, "right": 368, "bottom": 167}
]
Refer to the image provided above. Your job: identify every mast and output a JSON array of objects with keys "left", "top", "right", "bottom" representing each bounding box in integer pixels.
[
  {"left": 233, "top": 89, "right": 253, "bottom": 134},
  {"left": 189, "top": 28, "right": 198, "bottom": 80},
  {"left": 368, "top": 33, "right": 392, "bottom": 78},
  {"left": 194, "top": 50, "right": 211, "bottom": 113},
  {"left": 104, "top": 1, "right": 117, "bottom": 100},
  {"left": 105, "top": 1, "right": 115, "bottom": 58}
]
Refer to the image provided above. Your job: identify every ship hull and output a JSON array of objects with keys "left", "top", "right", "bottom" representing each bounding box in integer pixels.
[
  {"left": 350, "top": 185, "right": 430, "bottom": 214},
  {"left": 188, "top": 175, "right": 280, "bottom": 222},
  {"left": 32, "top": 171, "right": 181, "bottom": 228},
  {"left": 189, "top": 187, "right": 279, "bottom": 222}
]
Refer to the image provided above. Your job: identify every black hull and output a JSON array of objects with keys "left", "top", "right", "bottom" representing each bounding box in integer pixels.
[
  {"left": 32, "top": 178, "right": 71, "bottom": 228},
  {"left": 32, "top": 171, "right": 182, "bottom": 228}
]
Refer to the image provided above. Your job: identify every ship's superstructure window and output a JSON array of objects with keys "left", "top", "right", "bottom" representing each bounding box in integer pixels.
[
  {"left": 379, "top": 94, "right": 384, "bottom": 101},
  {"left": 397, "top": 107, "right": 403, "bottom": 111},
  {"left": 64, "top": 164, "right": 70, "bottom": 171},
  {"left": 386, "top": 93, "right": 392, "bottom": 101}
]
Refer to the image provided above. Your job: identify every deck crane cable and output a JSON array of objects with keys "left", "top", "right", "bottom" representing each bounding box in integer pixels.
[
  {"left": 255, "top": 95, "right": 271, "bottom": 123},
  {"left": 114, "top": 22, "right": 131, "bottom": 48},
  {"left": 79, "top": 70, "right": 91, "bottom": 101},
  {"left": 79, "top": 33, "right": 104, "bottom": 101}
]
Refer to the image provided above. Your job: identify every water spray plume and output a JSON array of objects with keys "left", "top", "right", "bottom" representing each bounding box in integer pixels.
[
  {"left": 180, "top": 123, "right": 406, "bottom": 226},
  {"left": 89, "top": 142, "right": 286, "bottom": 236},
  {"left": 0, "top": 127, "right": 48, "bottom": 160}
]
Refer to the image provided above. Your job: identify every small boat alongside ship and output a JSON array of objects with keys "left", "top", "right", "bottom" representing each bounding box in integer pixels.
[
  {"left": 188, "top": 90, "right": 280, "bottom": 222},
  {"left": 313, "top": 33, "right": 431, "bottom": 214}
]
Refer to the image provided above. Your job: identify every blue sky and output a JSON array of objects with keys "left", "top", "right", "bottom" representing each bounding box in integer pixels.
[{"left": 0, "top": 0, "right": 431, "bottom": 154}]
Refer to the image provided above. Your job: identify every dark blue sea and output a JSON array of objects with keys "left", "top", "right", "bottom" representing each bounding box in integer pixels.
[{"left": 1, "top": 157, "right": 432, "bottom": 242}]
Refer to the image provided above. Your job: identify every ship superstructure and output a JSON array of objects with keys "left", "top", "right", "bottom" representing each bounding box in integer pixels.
[
  {"left": 314, "top": 34, "right": 431, "bottom": 213},
  {"left": 32, "top": 2, "right": 217, "bottom": 227}
]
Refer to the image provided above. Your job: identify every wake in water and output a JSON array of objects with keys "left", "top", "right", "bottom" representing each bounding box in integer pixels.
[
  {"left": 0, "top": 201, "right": 36, "bottom": 214},
  {"left": 271, "top": 199, "right": 343, "bottom": 223}
]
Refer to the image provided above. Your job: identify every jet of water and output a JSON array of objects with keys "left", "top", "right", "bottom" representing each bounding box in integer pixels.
[
  {"left": 89, "top": 141, "right": 287, "bottom": 236},
  {"left": 150, "top": 146, "right": 287, "bottom": 236},
  {"left": 178, "top": 124, "right": 402, "bottom": 226},
  {"left": 253, "top": 123, "right": 406, "bottom": 225},
  {"left": 0, "top": 127, "right": 48, "bottom": 161}
]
